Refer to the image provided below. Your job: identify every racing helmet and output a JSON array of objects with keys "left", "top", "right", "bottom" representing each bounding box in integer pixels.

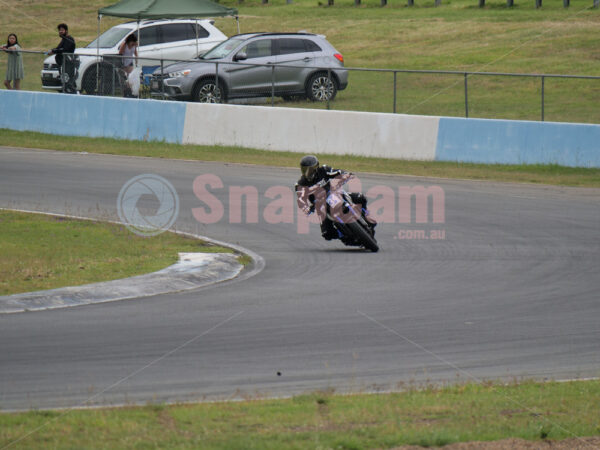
[{"left": 300, "top": 155, "right": 319, "bottom": 182}]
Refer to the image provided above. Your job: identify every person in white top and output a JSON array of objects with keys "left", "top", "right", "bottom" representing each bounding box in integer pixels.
[{"left": 119, "top": 34, "right": 138, "bottom": 75}]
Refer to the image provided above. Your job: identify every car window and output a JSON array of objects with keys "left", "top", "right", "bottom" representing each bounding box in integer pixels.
[
  {"left": 277, "top": 38, "right": 307, "bottom": 56},
  {"left": 86, "top": 27, "right": 131, "bottom": 49},
  {"left": 193, "top": 24, "right": 209, "bottom": 39},
  {"left": 304, "top": 39, "right": 322, "bottom": 52},
  {"left": 202, "top": 37, "right": 245, "bottom": 60},
  {"left": 138, "top": 26, "right": 160, "bottom": 46},
  {"left": 240, "top": 39, "right": 273, "bottom": 59},
  {"left": 159, "top": 23, "right": 194, "bottom": 44}
]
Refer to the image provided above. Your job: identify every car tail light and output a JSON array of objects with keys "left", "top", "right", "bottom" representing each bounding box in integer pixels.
[{"left": 334, "top": 53, "right": 344, "bottom": 63}]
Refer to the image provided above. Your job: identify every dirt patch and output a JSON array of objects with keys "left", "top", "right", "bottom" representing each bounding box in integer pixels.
[{"left": 393, "top": 437, "right": 600, "bottom": 449}]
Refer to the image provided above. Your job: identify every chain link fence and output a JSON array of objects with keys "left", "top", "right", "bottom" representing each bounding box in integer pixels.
[{"left": 3, "top": 49, "right": 600, "bottom": 124}]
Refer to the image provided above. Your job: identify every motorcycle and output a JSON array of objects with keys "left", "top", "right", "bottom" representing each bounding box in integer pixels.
[{"left": 296, "top": 173, "right": 379, "bottom": 252}]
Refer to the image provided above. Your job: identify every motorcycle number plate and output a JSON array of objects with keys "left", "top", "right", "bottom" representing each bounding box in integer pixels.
[{"left": 326, "top": 194, "right": 341, "bottom": 208}]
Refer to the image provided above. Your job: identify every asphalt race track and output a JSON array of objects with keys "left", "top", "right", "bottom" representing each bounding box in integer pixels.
[{"left": 1, "top": 146, "right": 599, "bottom": 411}]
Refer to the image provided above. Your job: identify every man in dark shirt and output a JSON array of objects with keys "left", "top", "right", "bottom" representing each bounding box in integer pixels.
[{"left": 48, "top": 23, "right": 76, "bottom": 93}]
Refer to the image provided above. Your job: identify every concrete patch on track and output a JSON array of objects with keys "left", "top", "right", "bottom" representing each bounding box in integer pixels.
[{"left": 0, "top": 252, "right": 242, "bottom": 314}]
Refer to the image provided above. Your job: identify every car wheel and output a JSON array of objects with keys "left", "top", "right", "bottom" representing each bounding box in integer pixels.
[
  {"left": 194, "top": 79, "right": 225, "bottom": 103},
  {"left": 82, "top": 64, "right": 115, "bottom": 96},
  {"left": 306, "top": 73, "right": 337, "bottom": 102}
]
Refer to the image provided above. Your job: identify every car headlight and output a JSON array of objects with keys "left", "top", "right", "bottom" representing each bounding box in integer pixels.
[{"left": 168, "top": 69, "right": 191, "bottom": 78}]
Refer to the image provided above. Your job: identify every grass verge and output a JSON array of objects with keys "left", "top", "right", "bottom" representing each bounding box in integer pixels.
[
  {"left": 1, "top": 380, "right": 599, "bottom": 448},
  {"left": 0, "top": 210, "right": 234, "bottom": 296},
  {"left": 1, "top": 129, "right": 599, "bottom": 187}
]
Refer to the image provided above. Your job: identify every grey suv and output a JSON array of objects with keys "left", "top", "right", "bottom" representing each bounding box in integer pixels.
[{"left": 150, "top": 32, "right": 348, "bottom": 103}]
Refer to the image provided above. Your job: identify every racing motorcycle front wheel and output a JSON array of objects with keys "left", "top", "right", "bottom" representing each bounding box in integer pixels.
[{"left": 345, "top": 221, "right": 379, "bottom": 253}]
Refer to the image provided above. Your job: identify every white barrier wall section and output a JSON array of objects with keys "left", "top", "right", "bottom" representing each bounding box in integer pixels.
[
  {"left": 2, "top": 91, "right": 599, "bottom": 168},
  {"left": 183, "top": 103, "right": 439, "bottom": 161}
]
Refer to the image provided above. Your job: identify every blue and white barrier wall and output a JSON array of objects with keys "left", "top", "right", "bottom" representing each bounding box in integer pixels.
[
  {"left": 0, "top": 90, "right": 186, "bottom": 143},
  {"left": 1, "top": 90, "right": 599, "bottom": 168},
  {"left": 436, "top": 117, "right": 600, "bottom": 168}
]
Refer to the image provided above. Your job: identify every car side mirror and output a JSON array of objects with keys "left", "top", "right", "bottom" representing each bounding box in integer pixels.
[{"left": 234, "top": 52, "right": 247, "bottom": 62}]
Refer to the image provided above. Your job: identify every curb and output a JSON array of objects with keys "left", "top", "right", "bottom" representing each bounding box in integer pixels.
[{"left": 0, "top": 209, "right": 266, "bottom": 314}]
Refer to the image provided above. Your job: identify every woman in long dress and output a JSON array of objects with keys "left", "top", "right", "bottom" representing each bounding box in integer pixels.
[{"left": 2, "top": 33, "right": 24, "bottom": 90}]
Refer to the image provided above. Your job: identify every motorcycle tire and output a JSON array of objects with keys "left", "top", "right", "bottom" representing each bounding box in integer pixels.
[{"left": 346, "top": 221, "right": 379, "bottom": 253}]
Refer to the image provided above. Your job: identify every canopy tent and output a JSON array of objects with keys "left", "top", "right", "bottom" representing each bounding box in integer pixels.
[
  {"left": 96, "top": 0, "right": 239, "bottom": 55},
  {"left": 94, "top": 0, "right": 239, "bottom": 81},
  {"left": 98, "top": 0, "right": 238, "bottom": 20},
  {"left": 91, "top": 0, "right": 239, "bottom": 94}
]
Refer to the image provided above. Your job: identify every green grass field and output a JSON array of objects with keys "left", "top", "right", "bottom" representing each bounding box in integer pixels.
[
  {"left": 1, "top": 0, "right": 598, "bottom": 122},
  {"left": 0, "top": 210, "right": 233, "bottom": 296},
  {"left": 2, "top": 380, "right": 599, "bottom": 449}
]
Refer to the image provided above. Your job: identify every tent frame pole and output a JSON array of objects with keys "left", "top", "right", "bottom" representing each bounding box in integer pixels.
[
  {"left": 97, "top": 14, "right": 101, "bottom": 94},
  {"left": 195, "top": 19, "right": 199, "bottom": 56}
]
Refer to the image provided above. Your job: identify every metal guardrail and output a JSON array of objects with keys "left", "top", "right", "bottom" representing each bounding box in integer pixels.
[
  {"left": 4, "top": 49, "right": 600, "bottom": 122},
  {"left": 380, "top": 68, "right": 600, "bottom": 121}
]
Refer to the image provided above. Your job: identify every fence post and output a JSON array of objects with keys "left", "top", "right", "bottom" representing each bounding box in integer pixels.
[
  {"left": 381, "top": 0, "right": 387, "bottom": 5},
  {"left": 393, "top": 71, "right": 397, "bottom": 114},
  {"left": 507, "top": 0, "right": 514, "bottom": 6},
  {"left": 215, "top": 62, "right": 220, "bottom": 102},
  {"left": 271, "top": 65, "right": 275, "bottom": 106},
  {"left": 541, "top": 76, "right": 545, "bottom": 122},
  {"left": 535, "top": 0, "right": 542, "bottom": 7},
  {"left": 61, "top": 58, "right": 65, "bottom": 93},
  {"left": 160, "top": 59, "right": 164, "bottom": 98},
  {"left": 464, "top": 73, "right": 469, "bottom": 118},
  {"left": 95, "top": 61, "right": 100, "bottom": 95},
  {"left": 563, "top": 0, "right": 570, "bottom": 6},
  {"left": 407, "top": 0, "right": 414, "bottom": 5},
  {"left": 595, "top": 0, "right": 599, "bottom": 8},
  {"left": 327, "top": 68, "right": 331, "bottom": 110},
  {"left": 479, "top": 0, "right": 485, "bottom": 7},
  {"left": 355, "top": 0, "right": 361, "bottom": 5}
]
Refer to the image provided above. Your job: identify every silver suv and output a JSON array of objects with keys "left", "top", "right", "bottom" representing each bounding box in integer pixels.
[
  {"left": 150, "top": 32, "right": 348, "bottom": 103},
  {"left": 41, "top": 19, "right": 227, "bottom": 94}
]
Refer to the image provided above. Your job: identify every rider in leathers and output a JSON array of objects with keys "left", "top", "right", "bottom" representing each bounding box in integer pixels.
[{"left": 295, "top": 155, "right": 376, "bottom": 242}]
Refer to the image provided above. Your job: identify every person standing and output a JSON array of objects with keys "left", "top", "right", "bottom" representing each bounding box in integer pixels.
[
  {"left": 118, "top": 34, "right": 139, "bottom": 97},
  {"left": 47, "top": 23, "right": 76, "bottom": 93},
  {"left": 119, "top": 34, "right": 138, "bottom": 75},
  {"left": 1, "top": 33, "right": 24, "bottom": 90}
]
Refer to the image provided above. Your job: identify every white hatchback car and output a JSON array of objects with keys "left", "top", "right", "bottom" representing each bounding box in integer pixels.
[{"left": 41, "top": 19, "right": 227, "bottom": 94}]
